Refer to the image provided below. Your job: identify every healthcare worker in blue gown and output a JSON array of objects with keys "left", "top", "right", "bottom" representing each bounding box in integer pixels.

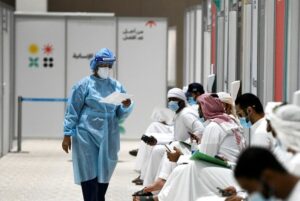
[{"left": 62, "top": 48, "right": 133, "bottom": 201}]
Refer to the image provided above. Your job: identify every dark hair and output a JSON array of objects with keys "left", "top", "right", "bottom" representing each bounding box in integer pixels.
[
  {"left": 210, "top": 93, "right": 219, "bottom": 98},
  {"left": 234, "top": 147, "right": 287, "bottom": 180},
  {"left": 235, "top": 93, "right": 264, "bottom": 114}
]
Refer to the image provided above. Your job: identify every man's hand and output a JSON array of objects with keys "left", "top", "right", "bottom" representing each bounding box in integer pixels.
[
  {"left": 223, "top": 186, "right": 237, "bottom": 196},
  {"left": 62, "top": 136, "right": 71, "bottom": 153},
  {"left": 122, "top": 99, "right": 131, "bottom": 108},
  {"left": 167, "top": 147, "right": 182, "bottom": 162},
  {"left": 189, "top": 132, "right": 201, "bottom": 144}
]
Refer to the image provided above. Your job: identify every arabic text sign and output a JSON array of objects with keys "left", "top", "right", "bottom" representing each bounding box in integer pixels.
[
  {"left": 73, "top": 53, "right": 94, "bottom": 60},
  {"left": 122, "top": 28, "right": 144, "bottom": 41}
]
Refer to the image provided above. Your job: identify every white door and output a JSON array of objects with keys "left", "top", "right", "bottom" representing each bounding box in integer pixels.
[
  {"left": 241, "top": 2, "right": 252, "bottom": 93},
  {"left": 0, "top": 7, "right": 3, "bottom": 157},
  {"left": 195, "top": 7, "right": 203, "bottom": 84},
  {"left": 2, "top": 8, "right": 13, "bottom": 154},
  {"left": 228, "top": 9, "right": 238, "bottom": 88}
]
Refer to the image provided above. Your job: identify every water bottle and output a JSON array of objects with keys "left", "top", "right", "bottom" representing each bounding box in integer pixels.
[{"left": 191, "top": 140, "right": 198, "bottom": 154}]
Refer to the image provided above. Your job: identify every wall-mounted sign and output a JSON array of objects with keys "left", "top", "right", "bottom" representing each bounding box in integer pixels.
[
  {"left": 73, "top": 53, "right": 94, "bottom": 60},
  {"left": 122, "top": 28, "right": 144, "bottom": 41},
  {"left": 28, "top": 43, "right": 55, "bottom": 68}
]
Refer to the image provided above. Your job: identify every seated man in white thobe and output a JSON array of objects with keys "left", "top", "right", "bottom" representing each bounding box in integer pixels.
[
  {"left": 201, "top": 147, "right": 300, "bottom": 201},
  {"left": 195, "top": 94, "right": 285, "bottom": 201},
  {"left": 232, "top": 147, "right": 300, "bottom": 201},
  {"left": 235, "top": 94, "right": 293, "bottom": 166},
  {"left": 132, "top": 88, "right": 205, "bottom": 198},
  {"left": 212, "top": 94, "right": 300, "bottom": 201},
  {"left": 133, "top": 107, "right": 174, "bottom": 185},
  {"left": 217, "top": 92, "right": 238, "bottom": 118},
  {"left": 156, "top": 93, "right": 245, "bottom": 201},
  {"left": 133, "top": 94, "right": 245, "bottom": 201},
  {"left": 235, "top": 93, "right": 275, "bottom": 149},
  {"left": 268, "top": 99, "right": 300, "bottom": 176}
]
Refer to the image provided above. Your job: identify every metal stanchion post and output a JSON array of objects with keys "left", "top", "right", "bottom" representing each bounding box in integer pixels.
[{"left": 17, "top": 96, "right": 22, "bottom": 152}]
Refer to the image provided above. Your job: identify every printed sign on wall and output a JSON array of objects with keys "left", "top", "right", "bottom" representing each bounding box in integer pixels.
[{"left": 28, "top": 43, "right": 55, "bottom": 68}]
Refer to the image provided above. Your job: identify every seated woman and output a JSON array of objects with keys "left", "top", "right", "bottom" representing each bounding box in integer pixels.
[{"left": 133, "top": 94, "right": 246, "bottom": 201}]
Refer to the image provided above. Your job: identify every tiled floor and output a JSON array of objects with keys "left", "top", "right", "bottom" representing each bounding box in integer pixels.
[{"left": 0, "top": 140, "right": 141, "bottom": 201}]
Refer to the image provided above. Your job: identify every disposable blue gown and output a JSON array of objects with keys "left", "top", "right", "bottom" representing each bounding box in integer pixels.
[{"left": 64, "top": 75, "right": 133, "bottom": 184}]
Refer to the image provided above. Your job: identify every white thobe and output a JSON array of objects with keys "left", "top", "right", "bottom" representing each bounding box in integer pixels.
[
  {"left": 142, "top": 145, "right": 166, "bottom": 184},
  {"left": 196, "top": 196, "right": 225, "bottom": 201},
  {"left": 173, "top": 107, "right": 204, "bottom": 140},
  {"left": 288, "top": 153, "right": 300, "bottom": 176},
  {"left": 134, "top": 122, "right": 173, "bottom": 173},
  {"left": 158, "top": 161, "right": 238, "bottom": 201},
  {"left": 142, "top": 107, "right": 204, "bottom": 185},
  {"left": 251, "top": 117, "right": 293, "bottom": 165},
  {"left": 158, "top": 120, "right": 243, "bottom": 201},
  {"left": 250, "top": 117, "right": 275, "bottom": 149}
]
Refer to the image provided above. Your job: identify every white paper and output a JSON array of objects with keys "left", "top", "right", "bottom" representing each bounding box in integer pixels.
[{"left": 99, "top": 92, "right": 133, "bottom": 105}]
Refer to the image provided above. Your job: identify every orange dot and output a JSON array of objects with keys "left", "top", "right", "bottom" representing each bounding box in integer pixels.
[{"left": 28, "top": 44, "right": 39, "bottom": 54}]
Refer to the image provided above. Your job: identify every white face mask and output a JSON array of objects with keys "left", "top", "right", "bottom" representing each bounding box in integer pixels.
[{"left": 99, "top": 67, "right": 110, "bottom": 79}]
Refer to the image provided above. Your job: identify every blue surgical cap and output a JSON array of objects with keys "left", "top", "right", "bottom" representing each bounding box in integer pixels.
[{"left": 90, "top": 48, "right": 116, "bottom": 70}]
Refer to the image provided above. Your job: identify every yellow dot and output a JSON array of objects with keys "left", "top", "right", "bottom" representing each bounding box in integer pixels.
[{"left": 28, "top": 44, "right": 39, "bottom": 54}]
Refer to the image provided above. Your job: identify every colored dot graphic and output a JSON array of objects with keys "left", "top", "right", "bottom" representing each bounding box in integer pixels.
[
  {"left": 43, "top": 44, "right": 53, "bottom": 55},
  {"left": 28, "top": 44, "right": 39, "bottom": 54}
]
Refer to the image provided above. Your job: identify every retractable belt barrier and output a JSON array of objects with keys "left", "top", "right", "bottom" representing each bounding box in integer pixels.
[{"left": 17, "top": 96, "right": 68, "bottom": 152}]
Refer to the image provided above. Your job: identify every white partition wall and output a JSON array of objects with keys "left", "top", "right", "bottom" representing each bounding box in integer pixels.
[
  {"left": 2, "top": 8, "right": 14, "bottom": 154},
  {"left": 14, "top": 14, "right": 167, "bottom": 139},
  {"left": 258, "top": 0, "right": 275, "bottom": 106},
  {"left": 216, "top": 12, "right": 225, "bottom": 92},
  {"left": 167, "top": 27, "right": 177, "bottom": 87},
  {"left": 0, "top": 6, "right": 3, "bottom": 156},
  {"left": 184, "top": 11, "right": 191, "bottom": 86},
  {"left": 223, "top": 0, "right": 229, "bottom": 91},
  {"left": 203, "top": 0, "right": 212, "bottom": 92},
  {"left": 184, "top": 6, "right": 204, "bottom": 86},
  {"left": 195, "top": 7, "right": 203, "bottom": 84},
  {"left": 0, "top": 4, "right": 14, "bottom": 156},
  {"left": 189, "top": 10, "right": 196, "bottom": 83},
  {"left": 203, "top": 31, "right": 211, "bottom": 91},
  {"left": 228, "top": 9, "right": 238, "bottom": 87},
  {"left": 66, "top": 17, "right": 116, "bottom": 93},
  {"left": 251, "top": 0, "right": 258, "bottom": 95},
  {"left": 241, "top": 2, "right": 252, "bottom": 93},
  {"left": 117, "top": 17, "right": 167, "bottom": 139},
  {"left": 15, "top": 16, "right": 66, "bottom": 138}
]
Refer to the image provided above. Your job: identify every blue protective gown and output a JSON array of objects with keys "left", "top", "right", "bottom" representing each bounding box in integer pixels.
[{"left": 64, "top": 75, "right": 133, "bottom": 184}]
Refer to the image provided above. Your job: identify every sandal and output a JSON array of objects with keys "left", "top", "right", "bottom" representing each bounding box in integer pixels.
[
  {"left": 132, "top": 176, "right": 141, "bottom": 183},
  {"left": 132, "top": 188, "right": 153, "bottom": 196},
  {"left": 140, "top": 195, "right": 154, "bottom": 201},
  {"left": 134, "top": 179, "right": 143, "bottom": 185}
]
